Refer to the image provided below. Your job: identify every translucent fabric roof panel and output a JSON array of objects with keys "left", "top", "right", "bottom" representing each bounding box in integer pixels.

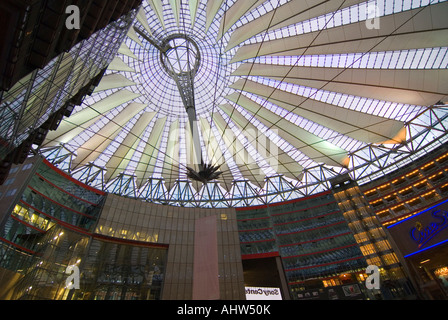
[{"left": 41, "top": 0, "right": 448, "bottom": 207}]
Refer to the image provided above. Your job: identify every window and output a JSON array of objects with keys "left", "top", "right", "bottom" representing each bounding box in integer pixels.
[
  {"left": 5, "top": 189, "right": 17, "bottom": 197},
  {"left": 4, "top": 178, "right": 15, "bottom": 186},
  {"left": 22, "top": 163, "right": 33, "bottom": 170}
]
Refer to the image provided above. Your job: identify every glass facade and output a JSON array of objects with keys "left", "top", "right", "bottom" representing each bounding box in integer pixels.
[
  {"left": 332, "top": 178, "right": 415, "bottom": 299},
  {"left": 1, "top": 145, "right": 448, "bottom": 300},
  {"left": 236, "top": 192, "right": 369, "bottom": 300},
  {"left": 0, "top": 156, "right": 244, "bottom": 300},
  {"left": 7, "top": 225, "right": 167, "bottom": 300},
  {"left": 0, "top": 157, "right": 167, "bottom": 300},
  {"left": 0, "top": 8, "right": 137, "bottom": 161},
  {"left": 359, "top": 143, "right": 448, "bottom": 299},
  {"left": 0, "top": 158, "right": 104, "bottom": 272}
]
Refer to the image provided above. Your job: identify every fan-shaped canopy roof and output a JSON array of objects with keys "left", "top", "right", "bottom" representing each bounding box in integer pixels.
[{"left": 41, "top": 0, "right": 448, "bottom": 207}]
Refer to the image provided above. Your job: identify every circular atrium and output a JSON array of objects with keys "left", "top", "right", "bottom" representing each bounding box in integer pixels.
[{"left": 1, "top": 0, "right": 448, "bottom": 302}]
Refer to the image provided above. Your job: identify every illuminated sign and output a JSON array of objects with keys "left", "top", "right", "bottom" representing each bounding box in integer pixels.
[
  {"left": 410, "top": 210, "right": 448, "bottom": 249},
  {"left": 245, "top": 287, "right": 282, "bottom": 300},
  {"left": 387, "top": 199, "right": 448, "bottom": 257}
]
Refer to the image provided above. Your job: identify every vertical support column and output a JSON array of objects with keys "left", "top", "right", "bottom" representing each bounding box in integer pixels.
[
  {"left": 192, "top": 215, "right": 219, "bottom": 300},
  {"left": 186, "top": 106, "right": 202, "bottom": 167},
  {"left": 275, "top": 256, "right": 291, "bottom": 300}
]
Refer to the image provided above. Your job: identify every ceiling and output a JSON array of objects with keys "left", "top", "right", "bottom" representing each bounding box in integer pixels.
[{"left": 40, "top": 0, "right": 448, "bottom": 207}]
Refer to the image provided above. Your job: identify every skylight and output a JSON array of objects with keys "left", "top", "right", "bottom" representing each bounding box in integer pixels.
[{"left": 40, "top": 0, "right": 448, "bottom": 207}]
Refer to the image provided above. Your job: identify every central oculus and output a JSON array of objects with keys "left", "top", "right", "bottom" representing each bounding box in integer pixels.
[{"left": 160, "top": 34, "right": 201, "bottom": 78}]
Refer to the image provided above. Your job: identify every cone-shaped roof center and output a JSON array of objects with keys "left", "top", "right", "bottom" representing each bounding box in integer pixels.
[{"left": 160, "top": 34, "right": 200, "bottom": 78}]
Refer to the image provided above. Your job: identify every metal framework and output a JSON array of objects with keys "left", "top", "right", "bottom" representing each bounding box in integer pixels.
[
  {"left": 39, "top": 0, "right": 448, "bottom": 208},
  {"left": 41, "top": 103, "right": 448, "bottom": 208}
]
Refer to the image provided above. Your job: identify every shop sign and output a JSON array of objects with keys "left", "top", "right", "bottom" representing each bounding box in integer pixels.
[
  {"left": 245, "top": 287, "right": 282, "bottom": 300},
  {"left": 387, "top": 199, "right": 448, "bottom": 257},
  {"left": 410, "top": 210, "right": 448, "bottom": 249}
]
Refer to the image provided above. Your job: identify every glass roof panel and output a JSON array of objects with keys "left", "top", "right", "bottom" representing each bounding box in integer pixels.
[{"left": 40, "top": 0, "right": 448, "bottom": 207}]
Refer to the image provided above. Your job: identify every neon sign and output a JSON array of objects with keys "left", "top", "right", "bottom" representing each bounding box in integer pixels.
[{"left": 410, "top": 210, "right": 448, "bottom": 249}]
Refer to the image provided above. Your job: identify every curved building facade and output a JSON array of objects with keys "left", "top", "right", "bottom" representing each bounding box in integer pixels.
[
  {"left": 0, "top": 156, "right": 244, "bottom": 300},
  {"left": 1, "top": 143, "right": 448, "bottom": 300}
]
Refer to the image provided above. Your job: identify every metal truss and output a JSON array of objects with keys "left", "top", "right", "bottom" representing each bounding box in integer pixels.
[{"left": 39, "top": 104, "right": 448, "bottom": 208}]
